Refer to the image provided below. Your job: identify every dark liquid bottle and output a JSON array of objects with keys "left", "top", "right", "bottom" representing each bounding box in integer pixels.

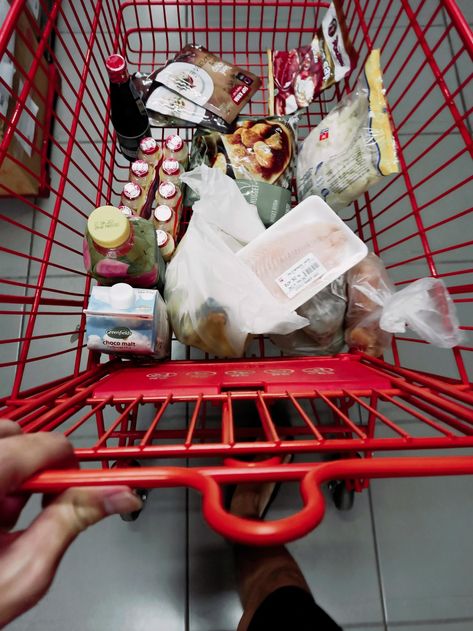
[{"left": 106, "top": 54, "right": 151, "bottom": 162}]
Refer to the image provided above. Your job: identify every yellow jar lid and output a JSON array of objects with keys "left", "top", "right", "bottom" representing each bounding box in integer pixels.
[{"left": 88, "top": 206, "right": 131, "bottom": 248}]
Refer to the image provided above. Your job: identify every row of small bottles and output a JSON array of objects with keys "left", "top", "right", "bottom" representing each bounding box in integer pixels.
[{"left": 119, "top": 134, "right": 188, "bottom": 223}]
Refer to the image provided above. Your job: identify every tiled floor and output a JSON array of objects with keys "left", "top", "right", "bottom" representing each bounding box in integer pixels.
[{"left": 1, "top": 1, "right": 473, "bottom": 630}]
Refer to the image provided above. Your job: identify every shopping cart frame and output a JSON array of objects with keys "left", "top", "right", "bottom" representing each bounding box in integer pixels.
[{"left": 1, "top": 0, "right": 472, "bottom": 544}]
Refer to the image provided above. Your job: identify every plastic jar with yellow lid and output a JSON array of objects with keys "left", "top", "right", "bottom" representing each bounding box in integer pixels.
[{"left": 84, "top": 205, "right": 164, "bottom": 289}]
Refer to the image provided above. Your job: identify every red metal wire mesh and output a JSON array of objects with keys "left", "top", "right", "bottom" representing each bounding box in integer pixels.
[{"left": 0, "top": 0, "right": 472, "bottom": 541}]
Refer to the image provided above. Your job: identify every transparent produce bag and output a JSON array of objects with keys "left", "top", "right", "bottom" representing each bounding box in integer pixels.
[
  {"left": 345, "top": 254, "right": 464, "bottom": 357},
  {"left": 271, "top": 276, "right": 347, "bottom": 356},
  {"left": 164, "top": 165, "right": 308, "bottom": 357},
  {"left": 297, "top": 49, "right": 399, "bottom": 212}
]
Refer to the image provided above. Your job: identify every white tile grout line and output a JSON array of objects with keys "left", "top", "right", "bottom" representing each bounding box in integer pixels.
[{"left": 368, "top": 485, "right": 389, "bottom": 631}]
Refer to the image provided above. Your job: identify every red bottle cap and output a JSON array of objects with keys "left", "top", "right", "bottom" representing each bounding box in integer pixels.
[
  {"left": 140, "top": 136, "right": 159, "bottom": 155},
  {"left": 158, "top": 181, "right": 177, "bottom": 200},
  {"left": 131, "top": 160, "right": 149, "bottom": 178},
  {"left": 106, "top": 54, "right": 128, "bottom": 84},
  {"left": 165, "top": 134, "right": 184, "bottom": 152},
  {"left": 161, "top": 158, "right": 180, "bottom": 176}
]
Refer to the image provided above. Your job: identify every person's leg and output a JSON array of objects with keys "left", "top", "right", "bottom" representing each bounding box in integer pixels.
[{"left": 231, "top": 483, "right": 342, "bottom": 631}]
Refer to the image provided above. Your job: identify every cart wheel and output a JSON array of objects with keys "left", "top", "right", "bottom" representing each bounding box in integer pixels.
[
  {"left": 111, "top": 459, "right": 148, "bottom": 522},
  {"left": 329, "top": 480, "right": 355, "bottom": 511}
]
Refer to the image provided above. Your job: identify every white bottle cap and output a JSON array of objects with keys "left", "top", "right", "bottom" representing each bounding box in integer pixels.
[
  {"left": 156, "top": 229, "right": 169, "bottom": 247},
  {"left": 154, "top": 204, "right": 173, "bottom": 222},
  {"left": 110, "top": 283, "right": 135, "bottom": 310}
]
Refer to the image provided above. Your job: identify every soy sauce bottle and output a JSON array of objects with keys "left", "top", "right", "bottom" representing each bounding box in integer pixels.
[{"left": 106, "top": 54, "right": 151, "bottom": 161}]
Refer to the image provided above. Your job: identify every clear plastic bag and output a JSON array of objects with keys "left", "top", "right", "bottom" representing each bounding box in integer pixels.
[
  {"left": 345, "top": 254, "right": 464, "bottom": 356},
  {"left": 271, "top": 276, "right": 347, "bottom": 356},
  {"left": 297, "top": 50, "right": 399, "bottom": 212},
  {"left": 164, "top": 165, "right": 308, "bottom": 357}
]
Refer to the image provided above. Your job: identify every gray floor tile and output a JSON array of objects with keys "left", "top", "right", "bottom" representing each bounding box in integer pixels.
[
  {"left": 8, "top": 488, "right": 187, "bottom": 631},
  {"left": 455, "top": 0, "right": 473, "bottom": 23},
  {"left": 0, "top": 277, "right": 27, "bottom": 400},
  {"left": 389, "top": 621, "right": 473, "bottom": 631},
  {"left": 188, "top": 489, "right": 243, "bottom": 631},
  {"left": 371, "top": 443, "right": 473, "bottom": 625},
  {"left": 188, "top": 455, "right": 384, "bottom": 630},
  {"left": 0, "top": 198, "right": 35, "bottom": 278},
  {"left": 359, "top": 131, "right": 472, "bottom": 268},
  {"left": 18, "top": 274, "right": 89, "bottom": 393},
  {"left": 28, "top": 139, "right": 119, "bottom": 278}
]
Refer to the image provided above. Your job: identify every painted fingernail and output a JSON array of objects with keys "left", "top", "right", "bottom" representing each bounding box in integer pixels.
[{"left": 103, "top": 490, "right": 143, "bottom": 515}]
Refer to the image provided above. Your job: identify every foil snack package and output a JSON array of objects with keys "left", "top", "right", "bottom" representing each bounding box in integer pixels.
[{"left": 154, "top": 44, "right": 261, "bottom": 124}]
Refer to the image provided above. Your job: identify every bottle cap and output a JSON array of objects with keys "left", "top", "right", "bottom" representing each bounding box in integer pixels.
[
  {"left": 122, "top": 181, "right": 142, "bottom": 200},
  {"left": 165, "top": 134, "right": 184, "bottom": 152},
  {"left": 139, "top": 136, "right": 159, "bottom": 155},
  {"left": 106, "top": 54, "right": 128, "bottom": 83},
  {"left": 88, "top": 206, "right": 131, "bottom": 249},
  {"left": 118, "top": 205, "right": 134, "bottom": 218},
  {"left": 154, "top": 205, "right": 173, "bottom": 223},
  {"left": 158, "top": 181, "right": 177, "bottom": 200},
  {"left": 110, "top": 283, "right": 135, "bottom": 310},
  {"left": 156, "top": 229, "right": 169, "bottom": 247},
  {"left": 131, "top": 160, "right": 149, "bottom": 178},
  {"left": 161, "top": 158, "right": 180, "bottom": 176}
]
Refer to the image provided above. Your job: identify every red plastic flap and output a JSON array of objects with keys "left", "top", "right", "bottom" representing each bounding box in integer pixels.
[{"left": 93, "top": 355, "right": 392, "bottom": 399}]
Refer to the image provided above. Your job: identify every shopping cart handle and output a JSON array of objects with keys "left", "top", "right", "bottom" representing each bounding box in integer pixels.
[{"left": 21, "top": 456, "right": 473, "bottom": 546}]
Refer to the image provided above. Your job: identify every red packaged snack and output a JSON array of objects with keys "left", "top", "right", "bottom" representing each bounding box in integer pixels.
[{"left": 269, "top": 1, "right": 357, "bottom": 116}]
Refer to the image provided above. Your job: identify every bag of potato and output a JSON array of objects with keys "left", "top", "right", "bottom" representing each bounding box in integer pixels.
[
  {"left": 165, "top": 165, "right": 308, "bottom": 357},
  {"left": 186, "top": 115, "right": 297, "bottom": 226},
  {"left": 345, "top": 253, "right": 463, "bottom": 356}
]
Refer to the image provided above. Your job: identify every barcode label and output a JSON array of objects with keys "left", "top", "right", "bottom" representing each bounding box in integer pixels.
[{"left": 276, "top": 253, "right": 326, "bottom": 299}]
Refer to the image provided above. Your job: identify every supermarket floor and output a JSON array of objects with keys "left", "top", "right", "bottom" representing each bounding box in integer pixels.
[{"left": 2, "top": 1, "right": 473, "bottom": 630}]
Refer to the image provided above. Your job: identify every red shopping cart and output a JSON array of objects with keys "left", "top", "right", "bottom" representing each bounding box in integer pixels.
[{"left": 0, "top": 0, "right": 472, "bottom": 545}]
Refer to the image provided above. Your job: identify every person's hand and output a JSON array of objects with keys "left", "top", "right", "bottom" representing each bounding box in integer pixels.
[{"left": 0, "top": 420, "right": 142, "bottom": 628}]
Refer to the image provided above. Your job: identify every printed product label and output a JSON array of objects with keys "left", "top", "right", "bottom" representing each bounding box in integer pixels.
[{"left": 276, "top": 253, "right": 326, "bottom": 299}]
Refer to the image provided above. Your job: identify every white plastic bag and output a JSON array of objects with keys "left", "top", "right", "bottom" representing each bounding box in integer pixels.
[
  {"left": 165, "top": 165, "right": 308, "bottom": 357},
  {"left": 345, "top": 254, "right": 463, "bottom": 356}
]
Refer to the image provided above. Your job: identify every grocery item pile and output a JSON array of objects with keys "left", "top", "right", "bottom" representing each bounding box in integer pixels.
[{"left": 82, "top": 2, "right": 464, "bottom": 359}]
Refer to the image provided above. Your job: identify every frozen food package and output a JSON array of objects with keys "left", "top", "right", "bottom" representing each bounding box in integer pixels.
[
  {"left": 345, "top": 253, "right": 464, "bottom": 357},
  {"left": 297, "top": 49, "right": 400, "bottom": 212},
  {"left": 268, "top": 1, "right": 357, "bottom": 116},
  {"left": 146, "top": 83, "right": 232, "bottom": 133},
  {"left": 237, "top": 195, "right": 368, "bottom": 311},
  {"left": 186, "top": 115, "right": 297, "bottom": 225},
  {"left": 271, "top": 276, "right": 347, "bottom": 355},
  {"left": 154, "top": 44, "right": 261, "bottom": 124},
  {"left": 165, "top": 165, "right": 308, "bottom": 357}
]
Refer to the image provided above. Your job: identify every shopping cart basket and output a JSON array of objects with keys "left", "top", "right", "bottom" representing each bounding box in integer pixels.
[{"left": 0, "top": 0, "right": 472, "bottom": 545}]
